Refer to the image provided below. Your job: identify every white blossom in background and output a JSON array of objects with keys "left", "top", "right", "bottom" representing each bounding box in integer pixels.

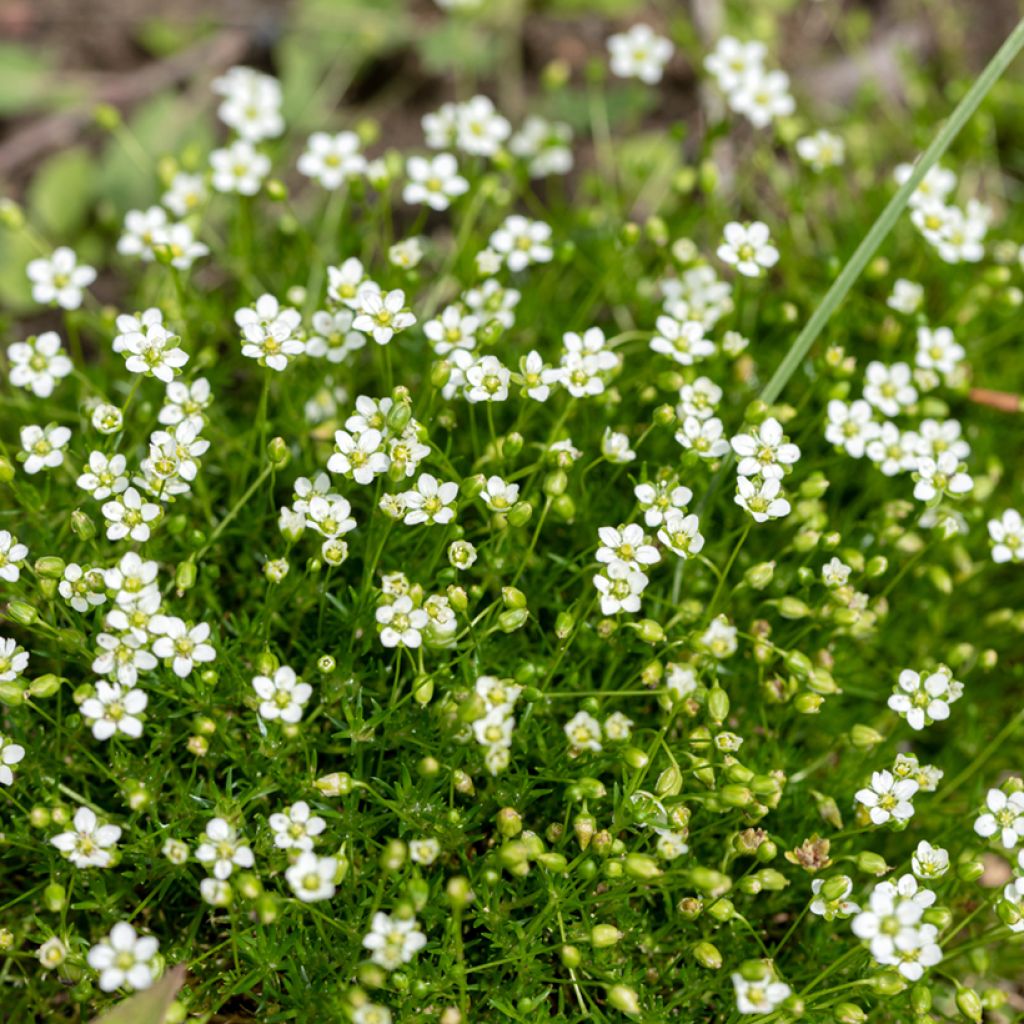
[
  {"left": 402, "top": 153, "right": 468, "bottom": 211},
  {"left": 298, "top": 131, "right": 366, "bottom": 188},
  {"left": 210, "top": 139, "right": 271, "bottom": 196},
  {"left": 7, "top": 332, "right": 73, "bottom": 398},
  {"left": 795, "top": 130, "right": 845, "bottom": 171},
  {"left": 212, "top": 66, "right": 283, "bottom": 141},
  {"left": 27, "top": 247, "right": 96, "bottom": 310},
  {"left": 989, "top": 509, "right": 1024, "bottom": 564},
  {"left": 717, "top": 222, "right": 779, "bottom": 277},
  {"left": 607, "top": 23, "right": 674, "bottom": 84}
]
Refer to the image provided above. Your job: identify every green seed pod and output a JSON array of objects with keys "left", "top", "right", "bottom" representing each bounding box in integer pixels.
[
  {"left": 543, "top": 470, "right": 568, "bottom": 497},
  {"left": 778, "top": 596, "right": 812, "bottom": 620},
  {"left": 856, "top": 851, "right": 891, "bottom": 876},
  {"left": 590, "top": 923, "right": 622, "bottom": 947},
  {"left": 707, "top": 685, "right": 729, "bottom": 724},
  {"left": 606, "top": 984, "right": 640, "bottom": 1017},
  {"left": 635, "top": 618, "right": 665, "bottom": 644},
  {"left": 624, "top": 853, "right": 662, "bottom": 880},
  {"left": 29, "top": 674, "right": 63, "bottom": 698},
  {"left": 496, "top": 808, "right": 523, "bottom": 838},
  {"left": 910, "top": 983, "right": 932, "bottom": 1014},
  {"left": 870, "top": 971, "right": 906, "bottom": 995},
  {"left": 560, "top": 943, "right": 581, "bottom": 968},
  {"left": 175, "top": 560, "right": 197, "bottom": 594},
  {"left": 536, "top": 852, "right": 568, "bottom": 872},
  {"left": 0, "top": 682, "right": 26, "bottom": 707},
  {"left": 794, "top": 692, "right": 824, "bottom": 714},
  {"left": 692, "top": 941, "right": 722, "bottom": 969},
  {"left": 849, "top": 724, "right": 884, "bottom": 749},
  {"left": 744, "top": 561, "right": 775, "bottom": 590},
  {"left": 498, "top": 608, "right": 529, "bottom": 633},
  {"left": 507, "top": 501, "right": 533, "bottom": 527},
  {"left": 551, "top": 494, "right": 575, "bottom": 521},
  {"left": 708, "top": 895, "right": 736, "bottom": 917},
  {"left": 834, "top": 1002, "right": 868, "bottom": 1023},
  {"left": 34, "top": 556, "right": 65, "bottom": 579},
  {"left": 6, "top": 600, "right": 37, "bottom": 626},
  {"left": 44, "top": 883, "right": 67, "bottom": 913},
  {"left": 956, "top": 857, "right": 985, "bottom": 884},
  {"left": 955, "top": 987, "right": 983, "bottom": 1022},
  {"left": 755, "top": 868, "right": 790, "bottom": 892}
]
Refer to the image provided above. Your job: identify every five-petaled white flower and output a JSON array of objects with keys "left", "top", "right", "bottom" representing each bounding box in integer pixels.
[
  {"left": 564, "top": 711, "right": 603, "bottom": 752},
  {"left": 87, "top": 922, "right": 159, "bottom": 992},
  {"left": 989, "top": 509, "right": 1024, "bottom": 564},
  {"left": 402, "top": 474, "right": 459, "bottom": 526},
  {"left": 376, "top": 594, "right": 429, "bottom": 649},
  {"left": 731, "top": 417, "right": 800, "bottom": 479},
  {"left": 650, "top": 316, "right": 715, "bottom": 365},
  {"left": 210, "top": 139, "right": 271, "bottom": 196},
  {"left": 196, "top": 817, "right": 255, "bottom": 879},
  {"left": 269, "top": 801, "right": 326, "bottom": 852},
  {"left": 102, "top": 487, "right": 161, "bottom": 542},
  {"left": 52, "top": 806, "right": 122, "bottom": 868},
  {"left": 252, "top": 666, "right": 312, "bottom": 724},
  {"left": 27, "top": 247, "right": 96, "bottom": 310},
  {"left": 887, "top": 667, "right": 962, "bottom": 731},
  {"left": 855, "top": 769, "right": 918, "bottom": 826},
  {"left": 734, "top": 476, "right": 791, "bottom": 522},
  {"left": 0, "top": 637, "right": 30, "bottom": 683},
  {"left": 489, "top": 215, "right": 553, "bottom": 271},
  {"left": 81, "top": 681, "right": 148, "bottom": 740},
  {"left": 362, "top": 912, "right": 427, "bottom": 970},
  {"left": 353, "top": 289, "right": 416, "bottom": 345},
  {"left": 607, "top": 23, "right": 674, "bottom": 84},
  {"left": 298, "top": 131, "right": 366, "bottom": 188},
  {"left": 403, "top": 153, "right": 468, "bottom": 211},
  {"left": 20, "top": 423, "right": 70, "bottom": 475},
  {"left": 0, "top": 733, "right": 25, "bottom": 786},
  {"left": 913, "top": 451, "right": 972, "bottom": 502},
  {"left": 974, "top": 788, "right": 1024, "bottom": 849},
  {"left": 151, "top": 617, "right": 216, "bottom": 678},
  {"left": 732, "top": 973, "right": 792, "bottom": 1016},
  {"left": 8, "top": 331, "right": 73, "bottom": 398},
  {"left": 717, "top": 222, "right": 779, "bottom": 278},
  {"left": 286, "top": 851, "right": 338, "bottom": 902}
]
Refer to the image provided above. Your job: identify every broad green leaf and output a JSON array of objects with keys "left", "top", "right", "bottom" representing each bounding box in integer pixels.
[
  {"left": 89, "top": 965, "right": 186, "bottom": 1024},
  {"left": 27, "top": 146, "right": 96, "bottom": 236}
]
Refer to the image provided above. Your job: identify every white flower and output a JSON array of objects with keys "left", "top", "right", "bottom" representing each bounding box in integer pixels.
[
  {"left": 353, "top": 1005, "right": 394, "bottom": 1024},
  {"left": 1002, "top": 877, "right": 1024, "bottom": 933},
  {"left": 855, "top": 769, "right": 918, "bottom": 826},
  {"left": 403, "top": 153, "right": 468, "bottom": 210},
  {"left": 593, "top": 559, "right": 648, "bottom": 615},
  {"left": 87, "top": 922, "right": 159, "bottom": 992},
  {"left": 200, "top": 878, "right": 233, "bottom": 906},
  {"left": 102, "top": 487, "right": 161, "bottom": 542},
  {"left": 735, "top": 476, "right": 791, "bottom": 522},
  {"left": 564, "top": 711, "right": 603, "bottom": 752},
  {"left": 328, "top": 428, "right": 390, "bottom": 485},
  {"left": 158, "top": 379, "right": 212, "bottom": 431},
  {"left": 518, "top": 350, "right": 560, "bottom": 401},
  {"left": 152, "top": 221, "right": 208, "bottom": 270},
  {"left": 795, "top": 129, "right": 845, "bottom": 171},
  {"left": 596, "top": 524, "right": 660, "bottom": 570},
  {"left": 59, "top": 563, "right": 106, "bottom": 613},
  {"left": 974, "top": 788, "right": 1024, "bottom": 849},
  {"left": 20, "top": 423, "right": 70, "bottom": 475},
  {"left": 473, "top": 707, "right": 515, "bottom": 751},
  {"left": 489, "top": 215, "right": 553, "bottom": 272},
  {"left": 116, "top": 206, "right": 166, "bottom": 261},
  {"left": 454, "top": 95, "right": 510, "bottom": 156},
  {"left": 676, "top": 415, "right": 730, "bottom": 459},
  {"left": 911, "top": 841, "right": 949, "bottom": 880},
  {"left": 7, "top": 331, "right": 73, "bottom": 397},
  {"left": 27, "top": 247, "right": 95, "bottom": 310},
  {"left": 607, "top": 23, "right": 674, "bottom": 84},
  {"left": 852, "top": 881, "right": 927, "bottom": 970},
  {"left": 352, "top": 289, "right": 416, "bottom": 346},
  {"left": 865, "top": 422, "right": 917, "bottom": 476},
  {"left": 402, "top": 474, "right": 458, "bottom": 525},
  {"left": 731, "top": 417, "right": 800, "bottom": 479},
  {"left": 701, "top": 616, "right": 737, "bottom": 658},
  {"left": 703, "top": 36, "right": 766, "bottom": 92},
  {"left": 913, "top": 451, "right": 972, "bottom": 502},
  {"left": 894, "top": 753, "right": 944, "bottom": 793},
  {"left": 481, "top": 476, "right": 520, "bottom": 512},
  {"left": 236, "top": 294, "right": 304, "bottom": 372},
  {"left": 728, "top": 68, "right": 795, "bottom": 128},
  {"left": 77, "top": 451, "right": 129, "bottom": 500},
  {"left": 604, "top": 711, "right": 633, "bottom": 741},
  {"left": 732, "top": 973, "right": 791, "bottom": 1015},
  {"left": 91, "top": 402, "right": 124, "bottom": 435},
  {"left": 601, "top": 428, "right": 635, "bottom": 464},
  {"left": 306, "top": 495, "right": 357, "bottom": 539},
  {"left": 410, "top": 838, "right": 441, "bottom": 865},
  {"left": 0, "top": 732, "right": 24, "bottom": 786},
  {"left": 887, "top": 667, "right": 962, "bottom": 731},
  {"left": 151, "top": 617, "right": 216, "bottom": 678},
  {"left": 0, "top": 531, "right": 28, "bottom": 583},
  {"left": 463, "top": 353, "right": 511, "bottom": 403},
  {"left": 286, "top": 851, "right": 337, "bottom": 902},
  {"left": 270, "top": 801, "right": 326, "bottom": 851},
  {"left": 915, "top": 326, "right": 964, "bottom": 376},
  {"left": 253, "top": 666, "right": 312, "bottom": 724},
  {"left": 92, "top": 630, "right": 157, "bottom": 686},
  {"left": 376, "top": 594, "right": 429, "bottom": 649},
  {"left": 196, "top": 817, "right": 255, "bottom": 879},
  {"left": 51, "top": 806, "right": 121, "bottom": 868},
  {"left": 717, "top": 221, "right": 779, "bottom": 277},
  {"left": 105, "top": 552, "right": 160, "bottom": 606},
  {"left": 389, "top": 236, "right": 424, "bottom": 269},
  {"left": 662, "top": 265, "right": 734, "bottom": 328},
  {"left": 464, "top": 279, "right": 520, "bottom": 328},
  {"left": 989, "top": 509, "right": 1024, "bottom": 564},
  {"left": 863, "top": 361, "right": 917, "bottom": 416},
  {"left": 327, "top": 257, "right": 375, "bottom": 310},
  {"left": 655, "top": 829, "right": 689, "bottom": 860},
  {"left": 825, "top": 399, "right": 879, "bottom": 457},
  {"left": 675, "top": 376, "right": 724, "bottom": 419},
  {"left": 887, "top": 278, "right": 924, "bottom": 315},
  {"left": 650, "top": 315, "right": 715, "bottom": 365},
  {"left": 362, "top": 912, "right": 427, "bottom": 970},
  {"left": 424, "top": 305, "right": 479, "bottom": 357},
  {"left": 509, "top": 115, "right": 573, "bottom": 177},
  {"left": 162, "top": 172, "right": 207, "bottom": 217},
  {"left": 298, "top": 131, "right": 366, "bottom": 188},
  {"left": 121, "top": 320, "right": 189, "bottom": 382},
  {"left": 896, "top": 162, "right": 957, "bottom": 208},
  {"left": 914, "top": 418, "right": 969, "bottom": 461},
  {"left": 210, "top": 139, "right": 271, "bottom": 196},
  {"left": 80, "top": 681, "right": 148, "bottom": 740},
  {"left": 635, "top": 480, "right": 692, "bottom": 527},
  {"left": 306, "top": 308, "right": 365, "bottom": 363},
  {"left": 658, "top": 511, "right": 705, "bottom": 559},
  {"left": 809, "top": 876, "right": 859, "bottom": 920},
  {"left": 212, "top": 66, "right": 283, "bottom": 141},
  {"left": 0, "top": 637, "right": 30, "bottom": 682}
]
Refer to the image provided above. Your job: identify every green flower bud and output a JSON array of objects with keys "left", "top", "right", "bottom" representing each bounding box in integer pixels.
[
  {"left": 794, "top": 692, "right": 824, "bottom": 714},
  {"left": 0, "top": 682, "right": 26, "bottom": 706},
  {"left": 498, "top": 608, "right": 529, "bottom": 633},
  {"left": 446, "top": 875, "right": 473, "bottom": 908},
  {"left": 44, "top": 883, "right": 67, "bottom": 913},
  {"left": 551, "top": 494, "right": 575, "bottom": 521},
  {"left": 634, "top": 618, "right": 665, "bottom": 644},
  {"left": 856, "top": 851, "right": 891, "bottom": 876},
  {"left": 624, "top": 853, "right": 662, "bottom": 880},
  {"left": 6, "top": 600, "right": 37, "bottom": 626},
  {"left": 755, "top": 868, "right": 790, "bottom": 892},
  {"left": 497, "top": 808, "right": 523, "bottom": 838},
  {"left": 29, "top": 674, "right": 63, "bottom": 698},
  {"left": 707, "top": 895, "right": 736, "bottom": 918},
  {"left": 544, "top": 470, "right": 568, "bottom": 497},
  {"left": 707, "top": 685, "right": 729, "bottom": 724},
  {"left": 314, "top": 772, "right": 352, "bottom": 796},
  {"left": 175, "top": 560, "right": 197, "bottom": 595},
  {"left": 910, "top": 983, "right": 932, "bottom": 1014},
  {"left": 778, "top": 596, "right": 812, "bottom": 620},
  {"left": 744, "top": 561, "right": 775, "bottom": 590},
  {"left": 849, "top": 724, "right": 884, "bottom": 749},
  {"left": 34, "top": 556, "right": 65, "bottom": 579},
  {"left": 507, "top": 501, "right": 533, "bottom": 527},
  {"left": 870, "top": 971, "right": 906, "bottom": 996}
]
